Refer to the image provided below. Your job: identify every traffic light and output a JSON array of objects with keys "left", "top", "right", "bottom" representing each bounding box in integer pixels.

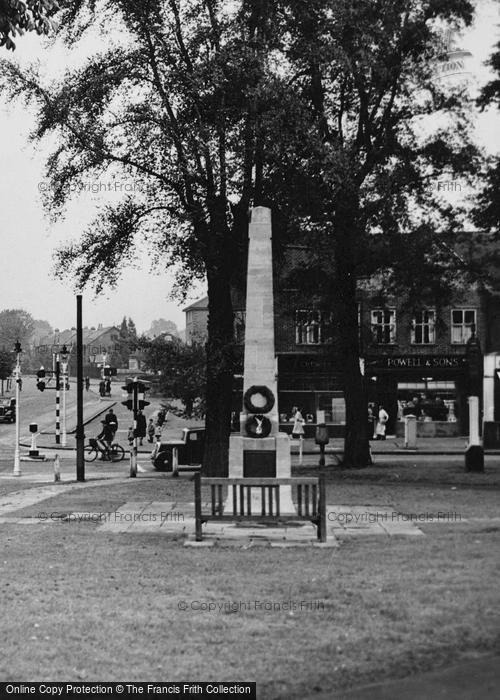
[
  {"left": 121, "top": 383, "right": 133, "bottom": 410},
  {"left": 137, "top": 382, "right": 150, "bottom": 410},
  {"left": 37, "top": 368, "right": 46, "bottom": 392}
]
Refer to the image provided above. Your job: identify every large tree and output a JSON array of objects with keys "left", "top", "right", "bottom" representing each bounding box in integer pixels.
[
  {"left": 0, "top": 0, "right": 480, "bottom": 469},
  {"left": 0, "top": 308, "right": 35, "bottom": 350},
  {"left": 139, "top": 334, "right": 206, "bottom": 417}
]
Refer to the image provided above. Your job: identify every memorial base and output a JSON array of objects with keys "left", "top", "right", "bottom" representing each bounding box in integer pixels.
[{"left": 226, "top": 433, "right": 296, "bottom": 514}]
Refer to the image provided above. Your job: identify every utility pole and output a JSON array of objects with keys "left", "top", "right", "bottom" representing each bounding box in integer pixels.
[
  {"left": 122, "top": 379, "right": 149, "bottom": 478},
  {"left": 60, "top": 345, "right": 69, "bottom": 447},
  {"left": 54, "top": 353, "right": 61, "bottom": 445},
  {"left": 76, "top": 295, "right": 85, "bottom": 481},
  {"left": 12, "top": 340, "right": 22, "bottom": 476}
]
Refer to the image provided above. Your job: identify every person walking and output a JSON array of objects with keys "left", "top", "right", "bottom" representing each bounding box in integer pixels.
[
  {"left": 99, "top": 380, "right": 106, "bottom": 397},
  {"left": 105, "top": 378, "right": 111, "bottom": 396},
  {"left": 375, "top": 406, "right": 389, "bottom": 440},
  {"left": 147, "top": 418, "right": 155, "bottom": 444},
  {"left": 104, "top": 407, "right": 118, "bottom": 440},
  {"left": 136, "top": 409, "right": 147, "bottom": 446},
  {"left": 291, "top": 406, "right": 305, "bottom": 439},
  {"left": 85, "top": 376, "right": 90, "bottom": 391}
]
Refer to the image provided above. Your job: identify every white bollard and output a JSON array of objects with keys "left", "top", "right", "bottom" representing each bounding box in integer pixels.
[{"left": 404, "top": 415, "right": 417, "bottom": 449}]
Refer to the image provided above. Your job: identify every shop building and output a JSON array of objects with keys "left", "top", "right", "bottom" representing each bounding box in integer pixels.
[{"left": 186, "top": 249, "right": 497, "bottom": 438}]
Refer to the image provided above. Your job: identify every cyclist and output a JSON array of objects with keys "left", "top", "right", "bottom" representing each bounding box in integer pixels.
[{"left": 96, "top": 420, "right": 115, "bottom": 460}]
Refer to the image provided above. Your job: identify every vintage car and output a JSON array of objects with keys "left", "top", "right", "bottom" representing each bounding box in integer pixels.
[{"left": 0, "top": 397, "right": 16, "bottom": 423}]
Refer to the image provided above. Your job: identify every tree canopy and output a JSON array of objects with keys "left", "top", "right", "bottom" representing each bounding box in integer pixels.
[
  {"left": 0, "top": 308, "right": 35, "bottom": 350},
  {"left": 0, "top": 0, "right": 59, "bottom": 50},
  {"left": 0, "top": 0, "right": 483, "bottom": 469}
]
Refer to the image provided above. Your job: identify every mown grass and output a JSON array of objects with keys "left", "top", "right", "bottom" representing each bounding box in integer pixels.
[{"left": 1, "top": 459, "right": 500, "bottom": 698}]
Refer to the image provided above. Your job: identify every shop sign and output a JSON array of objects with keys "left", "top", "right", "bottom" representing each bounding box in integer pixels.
[{"left": 366, "top": 355, "right": 467, "bottom": 370}]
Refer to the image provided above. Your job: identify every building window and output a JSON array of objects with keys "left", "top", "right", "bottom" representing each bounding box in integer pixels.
[
  {"left": 451, "top": 309, "right": 476, "bottom": 344},
  {"left": 411, "top": 310, "right": 436, "bottom": 344},
  {"left": 295, "top": 310, "right": 333, "bottom": 345},
  {"left": 371, "top": 309, "right": 396, "bottom": 344}
]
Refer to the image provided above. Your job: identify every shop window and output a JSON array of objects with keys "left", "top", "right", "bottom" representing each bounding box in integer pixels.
[
  {"left": 295, "top": 310, "right": 333, "bottom": 345},
  {"left": 371, "top": 308, "right": 396, "bottom": 344},
  {"left": 411, "top": 310, "right": 436, "bottom": 344},
  {"left": 451, "top": 309, "right": 476, "bottom": 344}
]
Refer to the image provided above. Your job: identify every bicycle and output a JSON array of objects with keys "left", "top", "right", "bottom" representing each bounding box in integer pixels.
[{"left": 84, "top": 438, "right": 125, "bottom": 463}]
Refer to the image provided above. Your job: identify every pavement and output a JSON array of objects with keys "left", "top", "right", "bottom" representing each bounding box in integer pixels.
[
  {"left": 295, "top": 435, "right": 500, "bottom": 455},
  {"left": 337, "top": 653, "right": 500, "bottom": 700}
]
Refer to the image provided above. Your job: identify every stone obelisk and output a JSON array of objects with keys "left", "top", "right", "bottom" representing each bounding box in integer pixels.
[{"left": 227, "top": 206, "right": 295, "bottom": 513}]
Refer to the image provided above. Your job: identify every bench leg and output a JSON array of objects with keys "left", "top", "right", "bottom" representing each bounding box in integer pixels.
[
  {"left": 194, "top": 472, "right": 203, "bottom": 541},
  {"left": 318, "top": 475, "right": 327, "bottom": 542}
]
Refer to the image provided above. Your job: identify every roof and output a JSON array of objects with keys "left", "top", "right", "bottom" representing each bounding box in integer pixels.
[
  {"left": 38, "top": 326, "right": 120, "bottom": 348},
  {"left": 183, "top": 296, "right": 209, "bottom": 312}
]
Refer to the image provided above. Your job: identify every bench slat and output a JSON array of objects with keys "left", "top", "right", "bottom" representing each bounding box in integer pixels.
[
  {"left": 218, "top": 484, "right": 223, "bottom": 515},
  {"left": 211, "top": 484, "right": 216, "bottom": 516},
  {"left": 239, "top": 484, "right": 244, "bottom": 516}
]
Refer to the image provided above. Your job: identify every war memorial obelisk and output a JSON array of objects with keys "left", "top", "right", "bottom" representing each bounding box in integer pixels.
[{"left": 226, "top": 206, "right": 295, "bottom": 513}]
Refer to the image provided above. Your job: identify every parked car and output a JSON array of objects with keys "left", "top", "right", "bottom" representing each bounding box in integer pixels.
[{"left": 0, "top": 397, "right": 16, "bottom": 423}]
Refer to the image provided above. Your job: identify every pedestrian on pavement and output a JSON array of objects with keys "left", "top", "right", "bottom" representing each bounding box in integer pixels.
[
  {"left": 375, "top": 406, "right": 389, "bottom": 440},
  {"left": 136, "top": 409, "right": 147, "bottom": 446},
  {"left": 291, "top": 406, "right": 305, "bottom": 440},
  {"left": 104, "top": 408, "right": 118, "bottom": 440},
  {"left": 85, "top": 376, "right": 90, "bottom": 391},
  {"left": 105, "top": 378, "right": 111, "bottom": 396},
  {"left": 99, "top": 380, "right": 106, "bottom": 397},
  {"left": 147, "top": 418, "right": 155, "bottom": 443},
  {"left": 157, "top": 408, "right": 167, "bottom": 427}
]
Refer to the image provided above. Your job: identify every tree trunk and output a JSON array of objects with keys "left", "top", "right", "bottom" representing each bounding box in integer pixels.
[
  {"left": 202, "top": 208, "right": 235, "bottom": 477},
  {"left": 334, "top": 189, "right": 372, "bottom": 469}
]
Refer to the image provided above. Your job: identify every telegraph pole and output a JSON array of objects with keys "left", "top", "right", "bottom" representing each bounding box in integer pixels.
[
  {"left": 12, "top": 340, "right": 22, "bottom": 476},
  {"left": 76, "top": 295, "right": 85, "bottom": 481}
]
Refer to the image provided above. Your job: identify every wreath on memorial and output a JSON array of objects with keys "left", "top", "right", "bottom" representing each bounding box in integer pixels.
[
  {"left": 245, "top": 414, "right": 272, "bottom": 438},
  {"left": 243, "top": 385, "right": 275, "bottom": 414}
]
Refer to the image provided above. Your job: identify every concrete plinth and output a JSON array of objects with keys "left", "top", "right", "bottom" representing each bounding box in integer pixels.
[{"left": 227, "top": 434, "right": 295, "bottom": 514}]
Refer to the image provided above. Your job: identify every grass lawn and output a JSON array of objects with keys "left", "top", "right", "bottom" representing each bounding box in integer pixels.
[{"left": 1, "top": 460, "right": 499, "bottom": 698}]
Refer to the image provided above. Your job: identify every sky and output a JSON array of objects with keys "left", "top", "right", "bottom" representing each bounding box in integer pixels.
[{"left": 0, "top": 0, "right": 499, "bottom": 335}]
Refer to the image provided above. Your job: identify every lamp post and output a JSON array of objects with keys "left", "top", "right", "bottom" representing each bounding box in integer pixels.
[
  {"left": 60, "top": 344, "right": 69, "bottom": 447},
  {"left": 13, "top": 340, "right": 22, "bottom": 476}
]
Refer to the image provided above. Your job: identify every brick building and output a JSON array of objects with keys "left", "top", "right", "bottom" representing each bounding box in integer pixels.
[{"left": 185, "top": 248, "right": 498, "bottom": 439}]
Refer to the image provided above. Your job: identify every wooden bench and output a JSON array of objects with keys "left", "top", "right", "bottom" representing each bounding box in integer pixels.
[{"left": 194, "top": 475, "right": 327, "bottom": 542}]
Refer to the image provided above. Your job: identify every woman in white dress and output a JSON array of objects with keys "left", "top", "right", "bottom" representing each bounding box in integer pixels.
[
  {"left": 291, "top": 406, "right": 305, "bottom": 439},
  {"left": 375, "top": 406, "right": 389, "bottom": 440}
]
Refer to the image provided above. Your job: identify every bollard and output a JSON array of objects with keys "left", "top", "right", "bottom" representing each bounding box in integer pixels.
[
  {"left": 404, "top": 415, "right": 417, "bottom": 449},
  {"left": 54, "top": 454, "right": 61, "bottom": 482}
]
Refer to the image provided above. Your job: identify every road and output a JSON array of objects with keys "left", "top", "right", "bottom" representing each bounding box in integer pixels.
[{"left": 0, "top": 375, "right": 109, "bottom": 450}]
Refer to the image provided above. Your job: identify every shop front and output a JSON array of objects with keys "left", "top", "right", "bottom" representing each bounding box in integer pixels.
[
  {"left": 364, "top": 354, "right": 469, "bottom": 437},
  {"left": 277, "top": 355, "right": 346, "bottom": 437}
]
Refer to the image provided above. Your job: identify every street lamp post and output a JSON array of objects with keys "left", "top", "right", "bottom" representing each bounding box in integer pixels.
[
  {"left": 61, "top": 344, "right": 69, "bottom": 447},
  {"left": 13, "top": 340, "right": 22, "bottom": 476}
]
